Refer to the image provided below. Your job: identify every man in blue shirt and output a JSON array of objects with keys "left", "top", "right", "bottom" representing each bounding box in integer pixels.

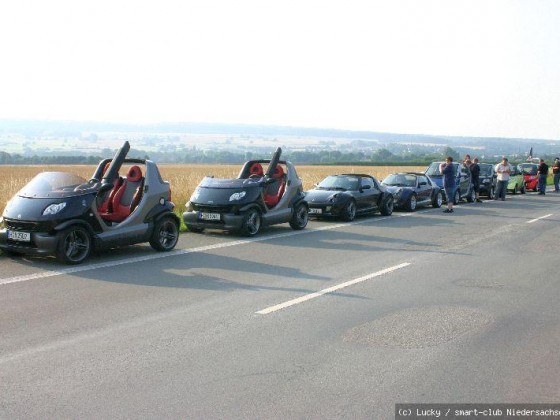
[{"left": 439, "top": 156, "right": 456, "bottom": 213}]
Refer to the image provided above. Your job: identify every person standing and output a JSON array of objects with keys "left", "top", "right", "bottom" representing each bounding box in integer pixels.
[
  {"left": 440, "top": 156, "right": 456, "bottom": 213},
  {"left": 494, "top": 157, "right": 512, "bottom": 201},
  {"left": 552, "top": 157, "right": 560, "bottom": 192},
  {"left": 471, "top": 157, "right": 482, "bottom": 202},
  {"left": 537, "top": 158, "right": 549, "bottom": 195}
]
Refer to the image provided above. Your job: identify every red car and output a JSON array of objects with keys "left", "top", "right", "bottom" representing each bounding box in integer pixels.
[{"left": 518, "top": 163, "right": 539, "bottom": 191}]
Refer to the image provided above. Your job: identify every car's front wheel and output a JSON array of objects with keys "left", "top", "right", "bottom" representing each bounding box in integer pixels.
[
  {"left": 405, "top": 194, "right": 417, "bottom": 212},
  {"left": 340, "top": 200, "right": 357, "bottom": 221},
  {"left": 432, "top": 191, "right": 443, "bottom": 208},
  {"left": 488, "top": 186, "right": 495, "bottom": 199},
  {"left": 150, "top": 215, "right": 179, "bottom": 252},
  {"left": 521, "top": 184, "right": 526, "bottom": 194},
  {"left": 453, "top": 189, "right": 461, "bottom": 205},
  {"left": 380, "top": 196, "right": 394, "bottom": 216},
  {"left": 56, "top": 225, "right": 92, "bottom": 264},
  {"left": 290, "top": 202, "right": 309, "bottom": 230},
  {"left": 512, "top": 184, "right": 518, "bottom": 194},
  {"left": 240, "top": 208, "right": 261, "bottom": 236}
]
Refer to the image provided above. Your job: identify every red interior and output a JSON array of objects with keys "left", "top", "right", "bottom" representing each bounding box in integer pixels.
[{"left": 263, "top": 165, "right": 286, "bottom": 208}]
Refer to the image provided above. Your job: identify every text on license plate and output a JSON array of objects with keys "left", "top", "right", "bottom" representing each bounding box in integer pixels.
[
  {"left": 7, "top": 231, "right": 31, "bottom": 242},
  {"left": 199, "top": 212, "right": 221, "bottom": 221},
  {"left": 309, "top": 208, "right": 323, "bottom": 214}
]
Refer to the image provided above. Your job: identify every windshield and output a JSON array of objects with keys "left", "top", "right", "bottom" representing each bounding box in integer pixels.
[
  {"left": 518, "top": 163, "right": 538, "bottom": 175},
  {"left": 18, "top": 172, "right": 96, "bottom": 198},
  {"left": 426, "top": 162, "right": 457, "bottom": 176},
  {"left": 382, "top": 174, "right": 417, "bottom": 187},
  {"left": 479, "top": 164, "right": 493, "bottom": 177},
  {"left": 317, "top": 175, "right": 360, "bottom": 191}
]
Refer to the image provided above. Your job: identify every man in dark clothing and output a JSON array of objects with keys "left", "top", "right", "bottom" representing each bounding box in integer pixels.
[
  {"left": 439, "top": 156, "right": 456, "bottom": 213},
  {"left": 537, "top": 158, "right": 549, "bottom": 195},
  {"left": 553, "top": 157, "right": 560, "bottom": 192},
  {"left": 471, "top": 158, "right": 482, "bottom": 202}
]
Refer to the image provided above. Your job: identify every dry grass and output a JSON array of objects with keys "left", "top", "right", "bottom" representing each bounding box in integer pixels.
[{"left": 0, "top": 164, "right": 426, "bottom": 212}]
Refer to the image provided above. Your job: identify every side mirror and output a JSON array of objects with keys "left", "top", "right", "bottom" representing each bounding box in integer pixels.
[
  {"left": 418, "top": 181, "right": 427, "bottom": 186},
  {"left": 360, "top": 184, "right": 371, "bottom": 191}
]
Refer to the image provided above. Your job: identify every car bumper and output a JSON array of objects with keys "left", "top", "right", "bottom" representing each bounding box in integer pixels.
[
  {"left": 307, "top": 204, "right": 342, "bottom": 218},
  {"left": 0, "top": 229, "right": 59, "bottom": 256},
  {"left": 182, "top": 211, "right": 245, "bottom": 231}
]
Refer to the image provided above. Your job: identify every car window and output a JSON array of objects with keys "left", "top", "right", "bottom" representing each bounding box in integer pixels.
[
  {"left": 418, "top": 175, "right": 429, "bottom": 185},
  {"left": 361, "top": 177, "right": 375, "bottom": 189}
]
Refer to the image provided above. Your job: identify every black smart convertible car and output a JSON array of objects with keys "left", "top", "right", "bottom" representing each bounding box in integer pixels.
[
  {"left": 478, "top": 163, "right": 498, "bottom": 199},
  {"left": 381, "top": 172, "right": 443, "bottom": 211},
  {"left": 0, "top": 142, "right": 180, "bottom": 264},
  {"left": 183, "top": 148, "right": 308, "bottom": 236},
  {"left": 305, "top": 174, "right": 394, "bottom": 221}
]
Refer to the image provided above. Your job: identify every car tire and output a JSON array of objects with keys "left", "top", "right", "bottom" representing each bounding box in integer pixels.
[
  {"left": 290, "top": 202, "right": 309, "bottom": 230},
  {"left": 488, "top": 187, "right": 495, "bottom": 199},
  {"left": 466, "top": 188, "right": 475, "bottom": 203},
  {"left": 380, "top": 196, "right": 394, "bottom": 216},
  {"left": 341, "top": 200, "right": 357, "bottom": 221},
  {"left": 150, "top": 215, "right": 179, "bottom": 252},
  {"left": 432, "top": 191, "right": 443, "bottom": 208},
  {"left": 405, "top": 194, "right": 417, "bottom": 212},
  {"left": 186, "top": 224, "right": 204, "bottom": 233},
  {"left": 521, "top": 184, "right": 526, "bottom": 194},
  {"left": 453, "top": 189, "right": 461, "bottom": 205},
  {"left": 56, "top": 225, "right": 92, "bottom": 265},
  {"left": 240, "top": 208, "right": 261, "bottom": 236},
  {"left": 512, "top": 184, "right": 518, "bottom": 195}
]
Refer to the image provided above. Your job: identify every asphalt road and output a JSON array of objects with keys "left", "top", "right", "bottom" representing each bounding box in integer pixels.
[{"left": 1, "top": 191, "right": 560, "bottom": 419}]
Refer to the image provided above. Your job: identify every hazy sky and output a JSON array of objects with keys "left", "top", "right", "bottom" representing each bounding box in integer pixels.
[{"left": 1, "top": 0, "right": 559, "bottom": 139}]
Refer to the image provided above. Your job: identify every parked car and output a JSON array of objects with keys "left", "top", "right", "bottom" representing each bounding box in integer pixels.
[
  {"left": 0, "top": 141, "right": 180, "bottom": 264},
  {"left": 425, "top": 162, "right": 475, "bottom": 204},
  {"left": 305, "top": 174, "right": 394, "bottom": 221},
  {"left": 478, "top": 163, "right": 498, "bottom": 199},
  {"left": 183, "top": 148, "right": 308, "bottom": 236},
  {"left": 381, "top": 172, "right": 442, "bottom": 211},
  {"left": 507, "top": 165, "right": 526, "bottom": 194},
  {"left": 518, "top": 163, "right": 539, "bottom": 191}
]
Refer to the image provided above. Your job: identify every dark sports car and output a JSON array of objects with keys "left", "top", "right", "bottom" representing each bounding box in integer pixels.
[
  {"left": 305, "top": 174, "right": 394, "bottom": 221},
  {"left": 381, "top": 172, "right": 443, "bottom": 211}
]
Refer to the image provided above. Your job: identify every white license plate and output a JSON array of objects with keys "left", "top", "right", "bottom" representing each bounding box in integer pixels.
[
  {"left": 199, "top": 212, "right": 221, "bottom": 221},
  {"left": 309, "top": 208, "right": 323, "bottom": 214},
  {"left": 7, "top": 230, "right": 31, "bottom": 242}
]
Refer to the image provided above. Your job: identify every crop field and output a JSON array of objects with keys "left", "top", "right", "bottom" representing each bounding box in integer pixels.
[{"left": 0, "top": 164, "right": 426, "bottom": 214}]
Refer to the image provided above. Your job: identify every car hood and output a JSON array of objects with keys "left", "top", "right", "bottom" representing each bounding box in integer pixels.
[
  {"left": 383, "top": 185, "right": 410, "bottom": 194},
  {"left": 190, "top": 177, "right": 263, "bottom": 206}
]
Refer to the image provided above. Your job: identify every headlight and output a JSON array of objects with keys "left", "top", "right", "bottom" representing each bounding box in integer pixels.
[
  {"left": 229, "top": 191, "right": 246, "bottom": 201},
  {"left": 185, "top": 201, "right": 194, "bottom": 212},
  {"left": 328, "top": 193, "right": 338, "bottom": 203},
  {"left": 394, "top": 188, "right": 403, "bottom": 198},
  {"left": 43, "top": 202, "right": 67, "bottom": 215},
  {"left": 0, "top": 216, "right": 4, "bottom": 228}
]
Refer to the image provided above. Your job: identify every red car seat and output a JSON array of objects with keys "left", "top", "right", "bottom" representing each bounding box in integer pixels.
[
  {"left": 97, "top": 162, "right": 122, "bottom": 214},
  {"left": 263, "top": 165, "right": 286, "bottom": 208},
  {"left": 249, "top": 162, "right": 264, "bottom": 178},
  {"left": 101, "top": 166, "right": 144, "bottom": 223}
]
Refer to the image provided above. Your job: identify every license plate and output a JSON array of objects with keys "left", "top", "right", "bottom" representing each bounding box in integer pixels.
[
  {"left": 309, "top": 208, "right": 323, "bottom": 214},
  {"left": 199, "top": 212, "right": 221, "bottom": 221},
  {"left": 7, "top": 230, "right": 31, "bottom": 242}
]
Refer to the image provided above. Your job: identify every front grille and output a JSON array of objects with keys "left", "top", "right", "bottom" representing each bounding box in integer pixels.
[
  {"left": 192, "top": 204, "right": 235, "bottom": 213},
  {"left": 5, "top": 219, "right": 52, "bottom": 233}
]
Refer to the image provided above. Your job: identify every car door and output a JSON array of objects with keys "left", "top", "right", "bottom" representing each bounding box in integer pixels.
[
  {"left": 458, "top": 163, "right": 470, "bottom": 197},
  {"left": 416, "top": 175, "right": 432, "bottom": 202},
  {"left": 357, "top": 176, "right": 377, "bottom": 211}
]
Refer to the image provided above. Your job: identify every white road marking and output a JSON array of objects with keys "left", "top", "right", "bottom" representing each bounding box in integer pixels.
[
  {"left": 0, "top": 213, "right": 413, "bottom": 286},
  {"left": 527, "top": 214, "right": 553, "bottom": 224},
  {"left": 255, "top": 262, "right": 411, "bottom": 315}
]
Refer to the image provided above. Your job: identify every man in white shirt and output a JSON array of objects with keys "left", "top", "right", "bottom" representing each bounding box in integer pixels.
[{"left": 495, "top": 157, "right": 512, "bottom": 201}]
